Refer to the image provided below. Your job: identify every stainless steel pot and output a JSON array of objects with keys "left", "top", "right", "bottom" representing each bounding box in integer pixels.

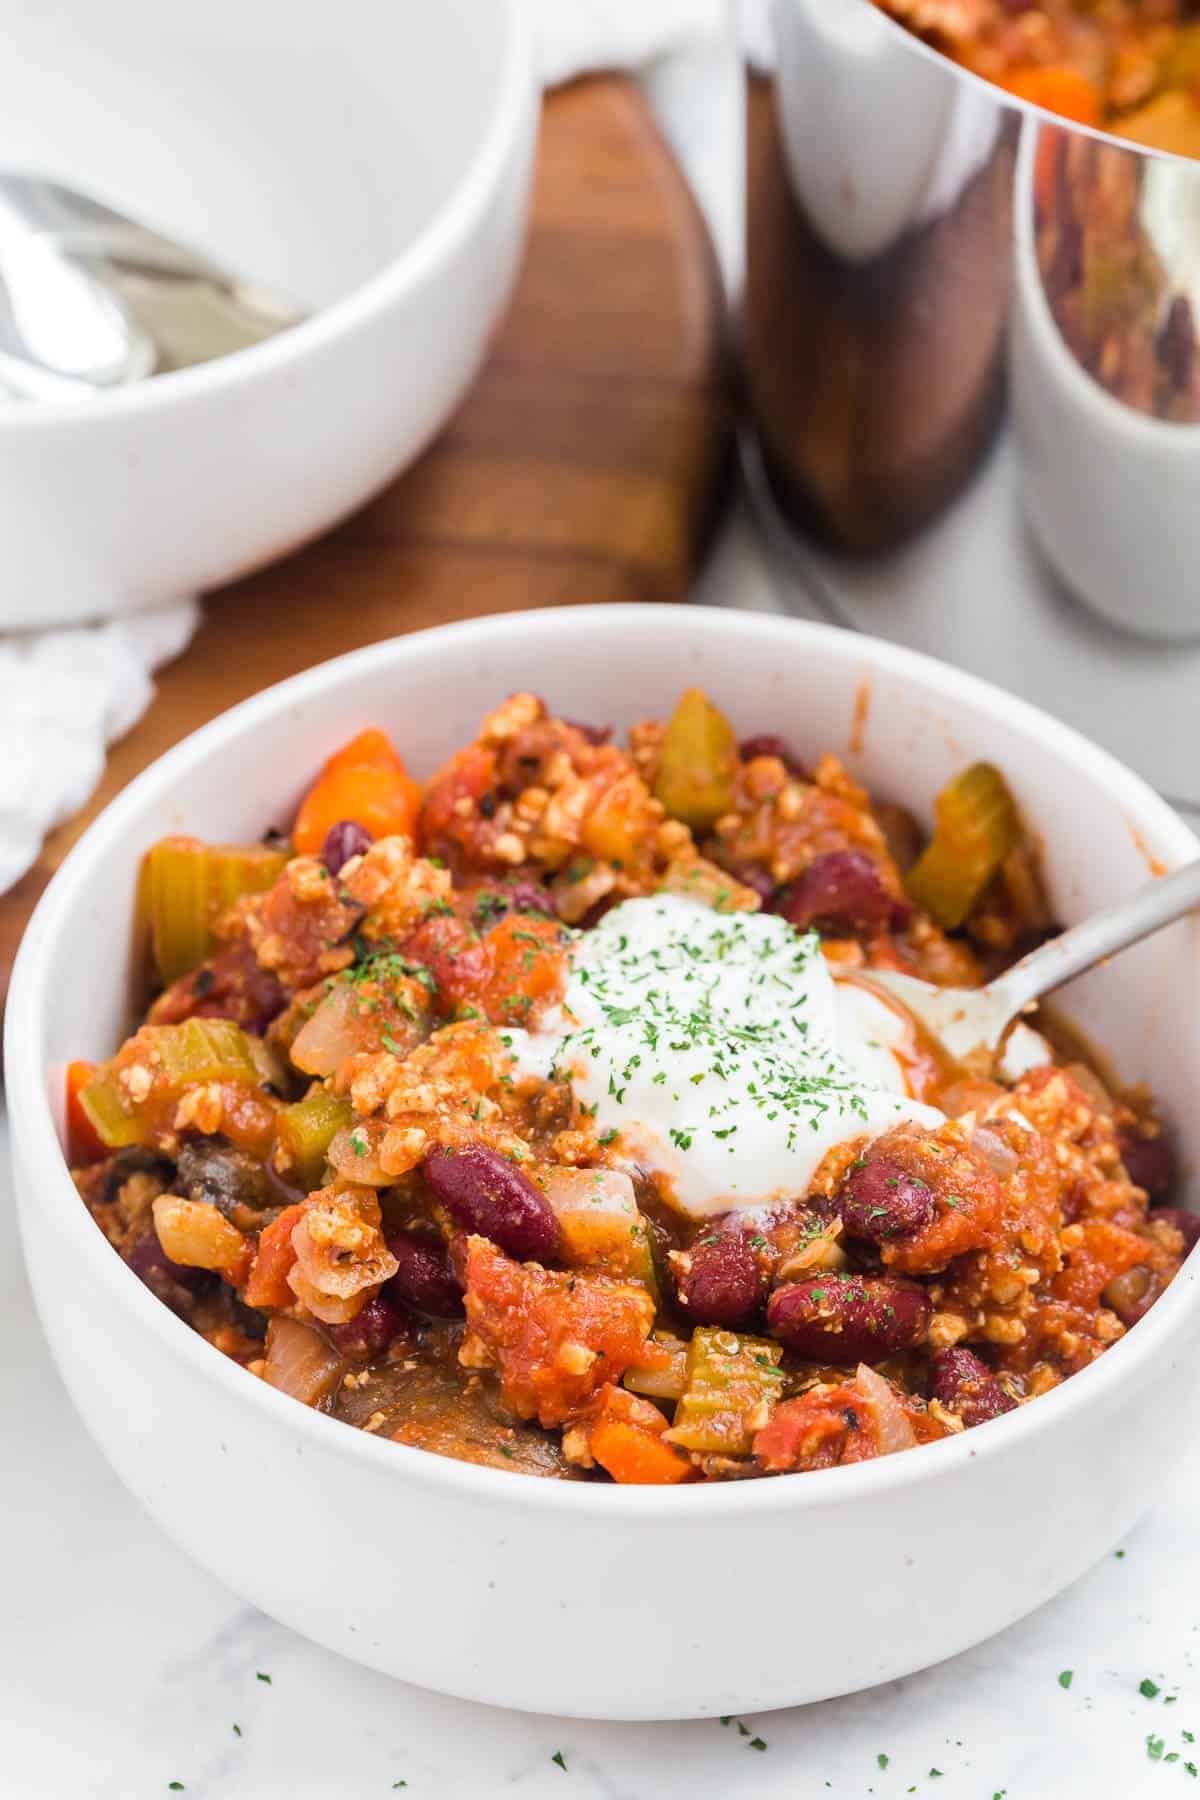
[{"left": 744, "top": 0, "right": 1200, "bottom": 641}]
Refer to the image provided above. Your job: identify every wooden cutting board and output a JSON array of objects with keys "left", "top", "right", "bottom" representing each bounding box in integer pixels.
[{"left": 0, "top": 75, "right": 731, "bottom": 992}]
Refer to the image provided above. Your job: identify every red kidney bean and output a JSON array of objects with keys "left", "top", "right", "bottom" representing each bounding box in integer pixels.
[
  {"left": 124, "top": 1225, "right": 212, "bottom": 1300},
  {"left": 779, "top": 850, "right": 911, "bottom": 934},
  {"left": 320, "top": 819, "right": 373, "bottom": 874},
  {"left": 423, "top": 1144, "right": 562, "bottom": 1263},
  {"left": 1119, "top": 1129, "right": 1175, "bottom": 1198},
  {"left": 928, "top": 1346, "right": 1016, "bottom": 1428},
  {"left": 738, "top": 733, "right": 808, "bottom": 778},
  {"left": 385, "top": 1228, "right": 464, "bottom": 1317},
  {"left": 473, "top": 878, "right": 556, "bottom": 924},
  {"left": 675, "top": 1231, "right": 764, "bottom": 1327},
  {"left": 326, "top": 1293, "right": 406, "bottom": 1358},
  {"left": 767, "top": 1273, "right": 930, "bottom": 1360},
  {"left": 738, "top": 866, "right": 780, "bottom": 908},
  {"left": 840, "top": 1156, "right": 935, "bottom": 1243},
  {"left": 1149, "top": 1205, "right": 1200, "bottom": 1256}
]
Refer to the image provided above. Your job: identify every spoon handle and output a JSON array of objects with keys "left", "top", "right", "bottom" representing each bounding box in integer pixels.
[{"left": 991, "top": 858, "right": 1200, "bottom": 1019}]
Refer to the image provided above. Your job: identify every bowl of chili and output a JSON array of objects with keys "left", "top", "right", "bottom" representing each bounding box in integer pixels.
[{"left": 8, "top": 605, "right": 1200, "bottom": 1716}]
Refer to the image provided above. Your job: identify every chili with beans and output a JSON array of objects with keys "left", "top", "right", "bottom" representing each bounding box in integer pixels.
[{"left": 68, "top": 690, "right": 1190, "bottom": 1482}]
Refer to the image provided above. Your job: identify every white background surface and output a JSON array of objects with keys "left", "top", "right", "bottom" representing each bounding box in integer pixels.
[{"left": 5, "top": 39, "right": 1200, "bottom": 1800}]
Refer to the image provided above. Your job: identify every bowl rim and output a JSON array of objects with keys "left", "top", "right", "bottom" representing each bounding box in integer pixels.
[
  {"left": 9, "top": 602, "right": 1200, "bottom": 1518},
  {"left": 0, "top": 0, "right": 532, "bottom": 433}
]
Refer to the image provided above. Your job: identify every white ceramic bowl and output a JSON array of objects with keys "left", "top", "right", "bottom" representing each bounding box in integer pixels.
[
  {"left": 0, "top": 0, "right": 536, "bottom": 628},
  {"left": 8, "top": 606, "right": 1200, "bottom": 1719}
]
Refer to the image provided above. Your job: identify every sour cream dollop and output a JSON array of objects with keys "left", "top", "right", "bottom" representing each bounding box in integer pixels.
[{"left": 508, "top": 895, "right": 941, "bottom": 1220}]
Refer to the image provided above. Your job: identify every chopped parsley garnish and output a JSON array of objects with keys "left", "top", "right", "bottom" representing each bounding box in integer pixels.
[
  {"left": 1058, "top": 1669, "right": 1074, "bottom": 1690},
  {"left": 256, "top": 1671, "right": 272, "bottom": 1684},
  {"left": 551, "top": 1750, "right": 567, "bottom": 1770},
  {"left": 1142, "top": 1679, "right": 1162, "bottom": 1699}
]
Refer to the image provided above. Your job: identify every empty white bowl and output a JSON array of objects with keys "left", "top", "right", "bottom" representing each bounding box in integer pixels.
[
  {"left": 8, "top": 606, "right": 1200, "bottom": 1718},
  {"left": 0, "top": 0, "right": 536, "bottom": 628}
]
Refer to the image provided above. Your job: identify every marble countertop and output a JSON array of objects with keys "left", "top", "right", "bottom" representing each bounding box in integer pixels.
[{"left": 5, "top": 43, "right": 1200, "bottom": 1800}]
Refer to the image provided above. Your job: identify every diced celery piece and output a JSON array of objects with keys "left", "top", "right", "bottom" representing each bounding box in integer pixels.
[
  {"left": 904, "top": 762, "right": 1018, "bottom": 930},
  {"left": 623, "top": 1333, "right": 689, "bottom": 1401},
  {"left": 77, "top": 1072, "right": 146, "bottom": 1149},
  {"left": 275, "top": 1089, "right": 354, "bottom": 1190},
  {"left": 147, "top": 1018, "right": 271, "bottom": 1086},
  {"left": 665, "top": 1326, "right": 785, "bottom": 1457},
  {"left": 143, "top": 836, "right": 286, "bottom": 984},
  {"left": 653, "top": 689, "right": 738, "bottom": 832},
  {"left": 78, "top": 1018, "right": 279, "bottom": 1150}
]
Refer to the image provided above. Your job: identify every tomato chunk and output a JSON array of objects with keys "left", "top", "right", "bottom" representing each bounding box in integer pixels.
[{"left": 458, "top": 1236, "right": 655, "bottom": 1427}]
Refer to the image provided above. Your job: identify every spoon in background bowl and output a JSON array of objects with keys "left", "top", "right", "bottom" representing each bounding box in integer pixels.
[
  {"left": 860, "top": 859, "right": 1200, "bottom": 1060},
  {"left": 0, "top": 172, "right": 304, "bottom": 400}
]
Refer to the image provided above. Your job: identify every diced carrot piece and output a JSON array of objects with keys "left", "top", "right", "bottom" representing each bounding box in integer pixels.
[
  {"left": 590, "top": 1419, "right": 695, "bottom": 1485},
  {"left": 65, "top": 1061, "right": 108, "bottom": 1165},
  {"left": 1000, "top": 66, "right": 1101, "bottom": 129},
  {"left": 293, "top": 729, "right": 421, "bottom": 856},
  {"left": 243, "top": 1200, "right": 310, "bottom": 1309},
  {"left": 321, "top": 729, "right": 405, "bottom": 780}
]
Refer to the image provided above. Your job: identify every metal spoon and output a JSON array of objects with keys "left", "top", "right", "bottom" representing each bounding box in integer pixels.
[
  {"left": 0, "top": 173, "right": 304, "bottom": 400},
  {"left": 859, "top": 860, "right": 1200, "bottom": 1061}
]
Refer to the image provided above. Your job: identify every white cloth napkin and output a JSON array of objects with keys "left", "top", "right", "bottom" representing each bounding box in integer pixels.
[{"left": 0, "top": 0, "right": 721, "bottom": 897}]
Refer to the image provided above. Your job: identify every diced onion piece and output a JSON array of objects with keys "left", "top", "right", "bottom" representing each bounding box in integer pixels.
[
  {"left": 544, "top": 1167, "right": 657, "bottom": 1291},
  {"left": 327, "top": 1121, "right": 392, "bottom": 1186},
  {"left": 854, "top": 1362, "right": 917, "bottom": 1456},
  {"left": 545, "top": 1166, "right": 638, "bottom": 1215},
  {"left": 623, "top": 1334, "right": 689, "bottom": 1401},
  {"left": 152, "top": 1194, "right": 247, "bottom": 1271},
  {"left": 263, "top": 1315, "right": 348, "bottom": 1406},
  {"left": 290, "top": 981, "right": 361, "bottom": 1078},
  {"left": 968, "top": 1126, "right": 1019, "bottom": 1183}
]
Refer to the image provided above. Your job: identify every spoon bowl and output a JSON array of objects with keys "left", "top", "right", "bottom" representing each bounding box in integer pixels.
[{"left": 862, "top": 859, "right": 1200, "bottom": 1060}]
